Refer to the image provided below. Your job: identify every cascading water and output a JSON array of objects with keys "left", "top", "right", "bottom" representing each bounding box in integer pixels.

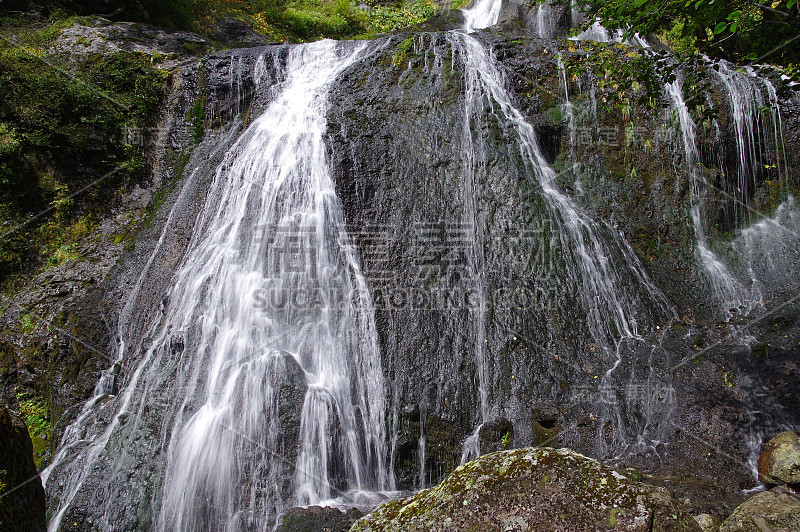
[
  {"left": 453, "top": 3, "right": 674, "bottom": 462},
  {"left": 44, "top": 39, "right": 390, "bottom": 531},
  {"left": 712, "top": 61, "right": 780, "bottom": 223},
  {"left": 462, "top": 0, "right": 501, "bottom": 33},
  {"left": 530, "top": 0, "right": 560, "bottom": 39},
  {"left": 666, "top": 60, "right": 790, "bottom": 316},
  {"left": 457, "top": 0, "right": 499, "bottom": 466},
  {"left": 38, "top": 0, "right": 799, "bottom": 525},
  {"left": 666, "top": 79, "right": 754, "bottom": 314},
  {"left": 666, "top": 64, "right": 797, "bottom": 479}
]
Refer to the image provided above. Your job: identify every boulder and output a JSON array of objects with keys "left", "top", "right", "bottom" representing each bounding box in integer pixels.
[
  {"left": 0, "top": 406, "right": 46, "bottom": 532},
  {"left": 719, "top": 486, "right": 800, "bottom": 532},
  {"left": 758, "top": 431, "right": 800, "bottom": 486},
  {"left": 694, "top": 513, "right": 721, "bottom": 532},
  {"left": 351, "top": 447, "right": 702, "bottom": 531},
  {"left": 277, "top": 505, "right": 363, "bottom": 532}
]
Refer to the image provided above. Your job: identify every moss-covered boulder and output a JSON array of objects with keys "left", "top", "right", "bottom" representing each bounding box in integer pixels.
[
  {"left": 0, "top": 406, "right": 46, "bottom": 532},
  {"left": 718, "top": 486, "right": 800, "bottom": 532},
  {"left": 350, "top": 447, "right": 702, "bottom": 531}
]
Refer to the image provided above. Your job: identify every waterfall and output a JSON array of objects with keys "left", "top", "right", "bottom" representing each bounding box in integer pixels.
[
  {"left": 462, "top": 0, "right": 501, "bottom": 33},
  {"left": 417, "top": 412, "right": 426, "bottom": 489},
  {"left": 452, "top": 6, "right": 673, "bottom": 461},
  {"left": 666, "top": 79, "right": 754, "bottom": 314},
  {"left": 711, "top": 62, "right": 786, "bottom": 223},
  {"left": 457, "top": 0, "right": 496, "bottom": 466},
  {"left": 532, "top": 0, "right": 558, "bottom": 39},
  {"left": 666, "top": 60, "right": 791, "bottom": 316},
  {"left": 44, "top": 39, "right": 390, "bottom": 531}
]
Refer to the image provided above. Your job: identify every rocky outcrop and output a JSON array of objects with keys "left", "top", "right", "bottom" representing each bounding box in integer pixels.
[
  {"left": 277, "top": 506, "right": 363, "bottom": 532},
  {"left": 351, "top": 447, "right": 702, "bottom": 531},
  {"left": 718, "top": 486, "right": 800, "bottom": 532},
  {"left": 758, "top": 431, "right": 800, "bottom": 486},
  {"left": 54, "top": 17, "right": 213, "bottom": 69},
  {"left": 0, "top": 407, "right": 46, "bottom": 532}
]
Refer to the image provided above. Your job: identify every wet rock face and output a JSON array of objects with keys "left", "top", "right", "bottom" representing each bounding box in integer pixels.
[
  {"left": 328, "top": 29, "right": 800, "bottom": 508},
  {"left": 758, "top": 431, "right": 800, "bottom": 486},
  {"left": 0, "top": 407, "right": 46, "bottom": 532},
  {"left": 498, "top": 0, "right": 576, "bottom": 38},
  {"left": 351, "top": 447, "right": 702, "bottom": 531},
  {"left": 718, "top": 486, "right": 800, "bottom": 532}
]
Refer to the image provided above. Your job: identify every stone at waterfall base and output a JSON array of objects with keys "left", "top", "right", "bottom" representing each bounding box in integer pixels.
[
  {"left": 757, "top": 431, "right": 800, "bottom": 486},
  {"left": 277, "top": 505, "right": 363, "bottom": 532},
  {"left": 350, "top": 447, "right": 701, "bottom": 531},
  {"left": 718, "top": 486, "right": 800, "bottom": 532},
  {"left": 693, "top": 513, "right": 721, "bottom": 532}
]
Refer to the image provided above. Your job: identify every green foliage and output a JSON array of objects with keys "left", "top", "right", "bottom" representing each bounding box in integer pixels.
[
  {"left": 393, "top": 36, "right": 414, "bottom": 68},
  {"left": 501, "top": 431, "right": 512, "bottom": 449},
  {"left": 248, "top": 0, "right": 437, "bottom": 42},
  {"left": 252, "top": 0, "right": 368, "bottom": 41},
  {"left": 362, "top": 0, "right": 436, "bottom": 36},
  {"left": 573, "top": 0, "right": 800, "bottom": 67},
  {"left": 0, "top": 15, "right": 167, "bottom": 280},
  {"left": 15, "top": 390, "right": 52, "bottom": 467},
  {"left": 5, "top": 0, "right": 198, "bottom": 30},
  {"left": 564, "top": 43, "right": 676, "bottom": 113},
  {"left": 6, "top": 0, "right": 441, "bottom": 44}
]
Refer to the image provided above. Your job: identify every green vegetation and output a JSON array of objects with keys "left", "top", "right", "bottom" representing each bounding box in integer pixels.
[
  {"left": 564, "top": 43, "right": 676, "bottom": 112},
  {"left": 15, "top": 390, "right": 52, "bottom": 467},
  {"left": 0, "top": 13, "right": 168, "bottom": 282},
  {"left": 393, "top": 36, "right": 414, "bottom": 68},
  {"left": 7, "top": 0, "right": 440, "bottom": 43},
  {"left": 245, "top": 0, "right": 437, "bottom": 42},
  {"left": 569, "top": 0, "right": 799, "bottom": 68}
]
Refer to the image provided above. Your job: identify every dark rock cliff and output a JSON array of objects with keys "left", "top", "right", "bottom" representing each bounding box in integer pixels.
[{"left": 326, "top": 29, "right": 800, "bottom": 513}]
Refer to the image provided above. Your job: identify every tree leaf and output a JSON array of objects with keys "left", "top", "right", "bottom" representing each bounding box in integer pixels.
[
  {"left": 788, "top": 0, "right": 797, "bottom": 9},
  {"left": 727, "top": 10, "right": 741, "bottom": 21},
  {"left": 714, "top": 22, "right": 728, "bottom": 34}
]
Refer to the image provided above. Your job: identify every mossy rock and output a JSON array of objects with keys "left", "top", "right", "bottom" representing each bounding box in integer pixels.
[
  {"left": 718, "top": 486, "right": 800, "bottom": 532},
  {"left": 351, "top": 447, "right": 702, "bottom": 531}
]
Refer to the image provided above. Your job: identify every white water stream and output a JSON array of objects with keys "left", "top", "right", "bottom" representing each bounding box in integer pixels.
[{"left": 45, "top": 39, "right": 391, "bottom": 531}]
